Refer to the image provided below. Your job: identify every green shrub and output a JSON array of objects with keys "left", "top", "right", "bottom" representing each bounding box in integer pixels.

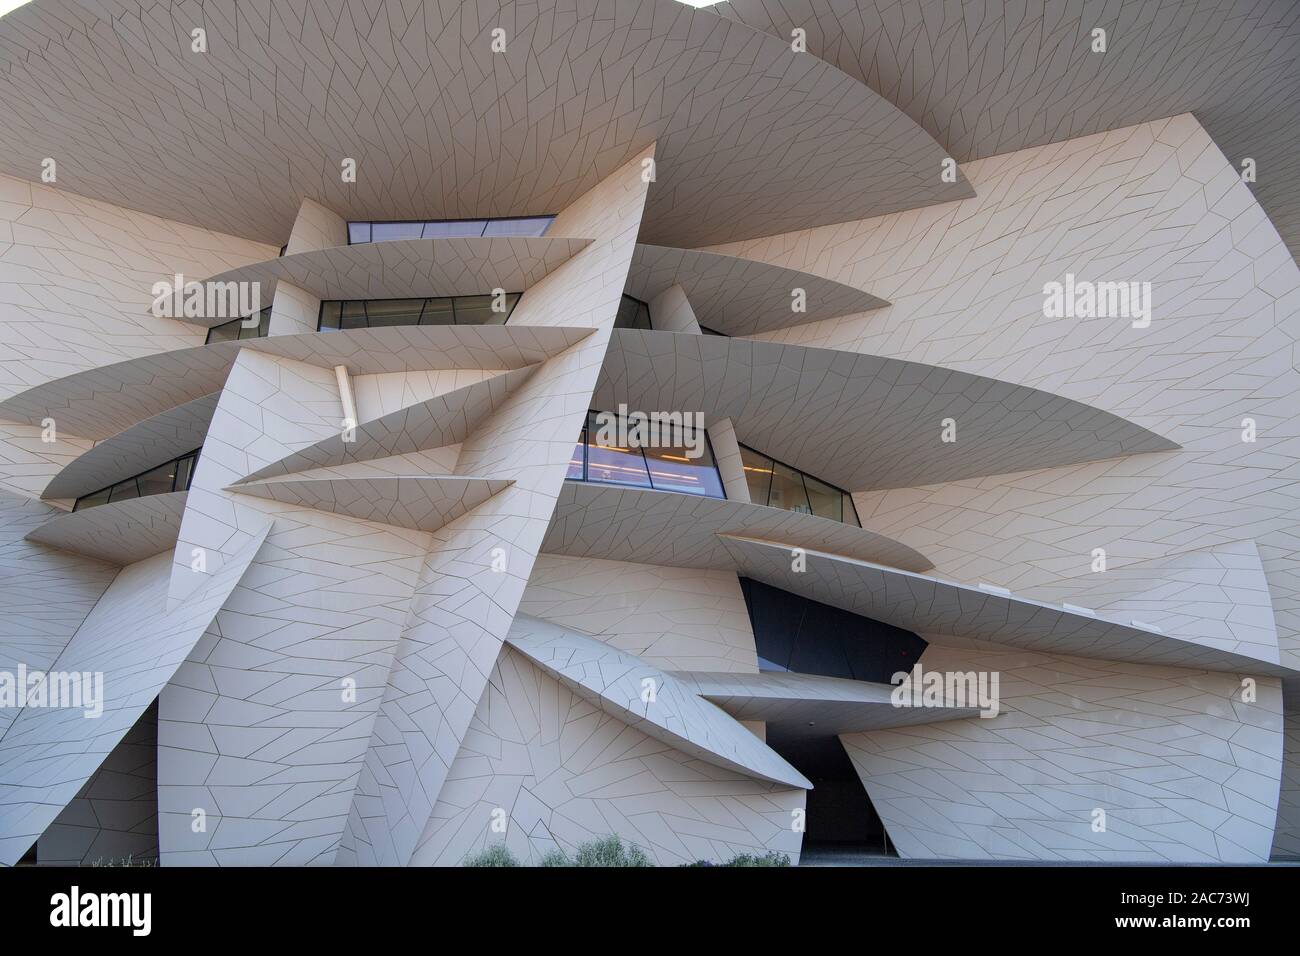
[
  {"left": 462, "top": 844, "right": 521, "bottom": 867},
  {"left": 539, "top": 849, "right": 571, "bottom": 867},
  {"left": 572, "top": 835, "right": 651, "bottom": 867},
  {"left": 724, "top": 851, "right": 790, "bottom": 867},
  {"left": 678, "top": 851, "right": 791, "bottom": 867}
]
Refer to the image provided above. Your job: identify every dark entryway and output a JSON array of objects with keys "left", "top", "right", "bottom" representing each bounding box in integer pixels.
[{"left": 767, "top": 726, "right": 896, "bottom": 857}]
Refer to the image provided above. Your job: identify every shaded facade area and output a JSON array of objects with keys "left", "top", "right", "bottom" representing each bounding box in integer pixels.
[{"left": 739, "top": 577, "right": 926, "bottom": 681}]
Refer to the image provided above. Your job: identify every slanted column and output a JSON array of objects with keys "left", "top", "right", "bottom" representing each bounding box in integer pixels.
[{"left": 707, "top": 416, "right": 750, "bottom": 502}]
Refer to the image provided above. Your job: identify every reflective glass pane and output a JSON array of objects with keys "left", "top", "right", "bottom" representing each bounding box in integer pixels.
[
  {"left": 614, "top": 295, "right": 652, "bottom": 330},
  {"left": 418, "top": 297, "right": 456, "bottom": 325},
  {"left": 371, "top": 221, "right": 425, "bottom": 242},
  {"left": 643, "top": 429, "right": 723, "bottom": 497},
  {"left": 364, "top": 299, "right": 425, "bottom": 327},
  {"left": 804, "top": 473, "right": 842, "bottom": 522},
  {"left": 420, "top": 220, "right": 486, "bottom": 238},
  {"left": 74, "top": 487, "right": 111, "bottom": 511},
  {"left": 566, "top": 428, "right": 585, "bottom": 480},
  {"left": 174, "top": 455, "right": 195, "bottom": 492},
  {"left": 318, "top": 301, "right": 343, "bottom": 331},
  {"left": 842, "top": 493, "right": 861, "bottom": 528},
  {"left": 740, "top": 446, "right": 774, "bottom": 505},
  {"left": 107, "top": 479, "right": 140, "bottom": 503},
  {"left": 348, "top": 222, "right": 371, "bottom": 244},
  {"left": 453, "top": 295, "right": 497, "bottom": 326},
  {"left": 237, "top": 309, "right": 268, "bottom": 339},
  {"left": 205, "top": 318, "right": 240, "bottom": 343},
  {"left": 480, "top": 292, "right": 518, "bottom": 325},
  {"left": 339, "top": 300, "right": 368, "bottom": 330},
  {"left": 767, "top": 462, "right": 810, "bottom": 514},
  {"left": 482, "top": 217, "right": 553, "bottom": 237},
  {"left": 136, "top": 462, "right": 176, "bottom": 497},
  {"left": 585, "top": 413, "right": 651, "bottom": 487}
]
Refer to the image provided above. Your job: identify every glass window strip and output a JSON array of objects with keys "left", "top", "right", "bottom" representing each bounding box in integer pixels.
[
  {"left": 316, "top": 293, "right": 521, "bottom": 331},
  {"left": 73, "top": 447, "right": 203, "bottom": 512},
  {"left": 737, "top": 441, "right": 859, "bottom": 527},
  {"left": 346, "top": 216, "right": 555, "bottom": 244}
]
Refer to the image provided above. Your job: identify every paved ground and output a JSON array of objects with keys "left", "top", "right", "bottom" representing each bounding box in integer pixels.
[{"left": 797, "top": 845, "right": 1300, "bottom": 867}]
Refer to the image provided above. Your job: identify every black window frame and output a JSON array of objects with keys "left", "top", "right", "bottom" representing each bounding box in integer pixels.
[
  {"left": 568, "top": 410, "right": 727, "bottom": 500},
  {"left": 316, "top": 293, "right": 523, "bottom": 331},
  {"left": 345, "top": 216, "right": 556, "bottom": 244},
  {"left": 737, "top": 441, "right": 860, "bottom": 526},
  {"left": 73, "top": 447, "right": 203, "bottom": 512}
]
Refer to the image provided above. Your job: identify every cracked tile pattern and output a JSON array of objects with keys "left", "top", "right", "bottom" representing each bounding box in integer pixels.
[
  {"left": 0, "top": 524, "right": 269, "bottom": 866},
  {"left": 520, "top": 553, "right": 758, "bottom": 673},
  {"left": 714, "top": 0, "right": 1300, "bottom": 258},
  {"left": 594, "top": 329, "right": 1177, "bottom": 494},
  {"left": 410, "top": 643, "right": 807, "bottom": 866},
  {"left": 41, "top": 393, "right": 217, "bottom": 500},
  {"left": 844, "top": 642, "right": 1284, "bottom": 862},
  {"left": 338, "top": 149, "right": 652, "bottom": 867},
  {"left": 0, "top": 0, "right": 969, "bottom": 248},
  {"left": 708, "top": 116, "right": 1300, "bottom": 675},
  {"left": 36, "top": 702, "right": 158, "bottom": 866},
  {"left": 26, "top": 491, "right": 189, "bottom": 567},
  {"left": 720, "top": 535, "right": 1291, "bottom": 675},
  {"left": 0, "top": 173, "right": 275, "bottom": 402},
  {"left": 625, "top": 244, "right": 885, "bottom": 336},
  {"left": 506, "top": 614, "right": 809, "bottom": 788},
  {"left": 542, "top": 481, "right": 933, "bottom": 574},
  {"left": 192, "top": 237, "right": 590, "bottom": 325}
]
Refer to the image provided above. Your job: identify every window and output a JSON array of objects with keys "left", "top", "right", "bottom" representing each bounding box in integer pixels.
[
  {"left": 567, "top": 411, "right": 725, "bottom": 499},
  {"left": 318, "top": 293, "right": 521, "bottom": 331},
  {"left": 205, "top": 307, "right": 271, "bottom": 344},
  {"left": 614, "top": 294, "right": 652, "bottom": 330},
  {"left": 347, "top": 216, "right": 555, "bottom": 243},
  {"left": 738, "top": 443, "right": 859, "bottom": 526},
  {"left": 73, "top": 448, "right": 202, "bottom": 512}
]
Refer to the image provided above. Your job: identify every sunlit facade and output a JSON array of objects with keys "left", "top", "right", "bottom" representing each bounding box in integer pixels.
[{"left": 0, "top": 0, "right": 1297, "bottom": 867}]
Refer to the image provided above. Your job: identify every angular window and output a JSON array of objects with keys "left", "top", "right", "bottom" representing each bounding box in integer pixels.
[
  {"left": 614, "top": 294, "right": 652, "bottom": 330},
  {"left": 364, "top": 299, "right": 425, "bottom": 327},
  {"left": 73, "top": 448, "right": 203, "bottom": 512},
  {"left": 347, "top": 216, "right": 555, "bottom": 243},
  {"left": 740, "top": 445, "right": 774, "bottom": 504},
  {"left": 483, "top": 217, "right": 555, "bottom": 237},
  {"left": 738, "top": 442, "right": 859, "bottom": 527},
  {"left": 317, "top": 294, "right": 522, "bottom": 331},
  {"left": 205, "top": 307, "right": 271, "bottom": 344},
  {"left": 370, "top": 221, "right": 425, "bottom": 242},
  {"left": 643, "top": 426, "right": 725, "bottom": 497},
  {"left": 567, "top": 411, "right": 725, "bottom": 500}
]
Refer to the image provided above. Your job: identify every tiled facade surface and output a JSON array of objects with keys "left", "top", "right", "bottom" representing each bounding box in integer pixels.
[
  {"left": 0, "top": 172, "right": 276, "bottom": 398},
  {"left": 844, "top": 642, "right": 1284, "bottom": 862},
  {"left": 0, "top": 1, "right": 1297, "bottom": 867},
  {"left": 410, "top": 644, "right": 807, "bottom": 867},
  {"left": 0, "top": 0, "right": 971, "bottom": 247},
  {"left": 36, "top": 703, "right": 158, "bottom": 866},
  {"left": 709, "top": 117, "right": 1300, "bottom": 683},
  {"left": 716, "top": 0, "right": 1300, "bottom": 261},
  {"left": 520, "top": 554, "right": 758, "bottom": 673},
  {"left": 338, "top": 149, "right": 654, "bottom": 867}
]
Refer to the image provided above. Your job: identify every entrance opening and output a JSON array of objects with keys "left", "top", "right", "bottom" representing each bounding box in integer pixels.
[{"left": 766, "top": 726, "right": 896, "bottom": 861}]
